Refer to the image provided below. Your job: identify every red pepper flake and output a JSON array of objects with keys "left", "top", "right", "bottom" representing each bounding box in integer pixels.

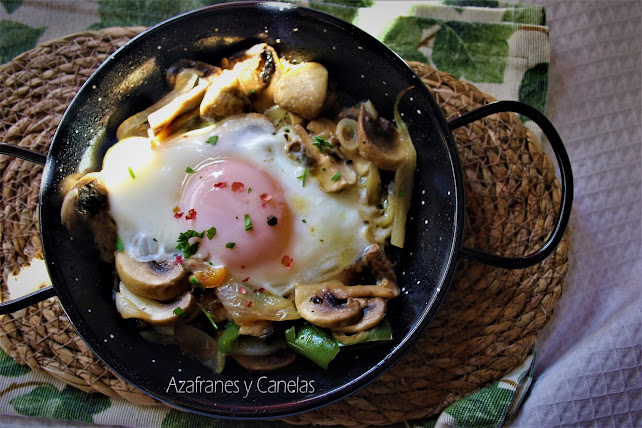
[
  {"left": 213, "top": 181, "right": 227, "bottom": 188},
  {"left": 259, "top": 287, "right": 265, "bottom": 293},
  {"left": 260, "top": 193, "right": 272, "bottom": 202},
  {"left": 241, "top": 265, "right": 246, "bottom": 269},
  {"left": 239, "top": 287, "right": 247, "bottom": 294},
  {"left": 185, "top": 209, "right": 197, "bottom": 220},
  {"left": 247, "top": 301, "right": 253, "bottom": 307},
  {"left": 173, "top": 206, "right": 183, "bottom": 219},
  {"left": 281, "top": 255, "right": 294, "bottom": 269},
  {"left": 261, "top": 202, "right": 267, "bottom": 209},
  {"left": 242, "top": 277, "right": 250, "bottom": 282},
  {"left": 231, "top": 182, "right": 245, "bottom": 192},
  {"left": 173, "top": 255, "right": 183, "bottom": 266}
]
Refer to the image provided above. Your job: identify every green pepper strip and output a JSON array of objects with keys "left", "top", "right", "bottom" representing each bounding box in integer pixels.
[
  {"left": 285, "top": 324, "right": 340, "bottom": 369},
  {"left": 334, "top": 318, "right": 393, "bottom": 346},
  {"left": 218, "top": 323, "right": 240, "bottom": 355}
]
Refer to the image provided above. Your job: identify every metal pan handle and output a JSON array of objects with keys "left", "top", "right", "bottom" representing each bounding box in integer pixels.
[
  {"left": 0, "top": 143, "right": 56, "bottom": 314},
  {"left": 448, "top": 100, "right": 573, "bottom": 269}
]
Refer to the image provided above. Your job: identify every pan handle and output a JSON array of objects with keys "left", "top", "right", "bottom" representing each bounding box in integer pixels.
[
  {"left": 0, "top": 287, "right": 57, "bottom": 315},
  {"left": 448, "top": 100, "right": 573, "bottom": 269},
  {"left": 0, "top": 143, "right": 55, "bottom": 313},
  {"left": 0, "top": 143, "right": 47, "bottom": 165}
]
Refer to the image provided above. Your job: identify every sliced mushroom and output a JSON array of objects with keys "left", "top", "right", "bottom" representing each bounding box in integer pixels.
[
  {"left": 295, "top": 282, "right": 364, "bottom": 328},
  {"left": 274, "top": 62, "right": 328, "bottom": 119},
  {"left": 357, "top": 103, "right": 407, "bottom": 171},
  {"left": 362, "top": 243, "right": 398, "bottom": 285},
  {"left": 294, "top": 124, "right": 356, "bottom": 192},
  {"left": 227, "top": 43, "right": 281, "bottom": 96},
  {"left": 231, "top": 349, "right": 296, "bottom": 372},
  {"left": 200, "top": 70, "right": 251, "bottom": 121},
  {"left": 115, "top": 251, "right": 189, "bottom": 301},
  {"left": 116, "top": 68, "right": 200, "bottom": 140},
  {"left": 331, "top": 258, "right": 364, "bottom": 285},
  {"left": 60, "top": 172, "right": 117, "bottom": 262},
  {"left": 333, "top": 298, "right": 386, "bottom": 333},
  {"left": 294, "top": 243, "right": 399, "bottom": 331},
  {"left": 115, "top": 280, "right": 195, "bottom": 325},
  {"left": 147, "top": 77, "right": 212, "bottom": 135}
]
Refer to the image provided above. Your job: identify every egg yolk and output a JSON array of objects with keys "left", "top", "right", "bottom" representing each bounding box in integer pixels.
[{"left": 179, "top": 159, "right": 292, "bottom": 275}]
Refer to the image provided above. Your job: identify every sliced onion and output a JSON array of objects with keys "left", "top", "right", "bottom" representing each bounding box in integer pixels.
[
  {"left": 174, "top": 324, "right": 224, "bottom": 373},
  {"left": 215, "top": 281, "right": 300, "bottom": 325},
  {"left": 337, "top": 118, "right": 358, "bottom": 151},
  {"left": 233, "top": 337, "right": 283, "bottom": 356}
]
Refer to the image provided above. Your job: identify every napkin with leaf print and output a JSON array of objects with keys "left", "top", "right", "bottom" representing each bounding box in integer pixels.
[{"left": 0, "top": 1, "right": 550, "bottom": 427}]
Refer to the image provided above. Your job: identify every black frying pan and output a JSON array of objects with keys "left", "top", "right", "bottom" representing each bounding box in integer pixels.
[{"left": 0, "top": 2, "right": 572, "bottom": 419}]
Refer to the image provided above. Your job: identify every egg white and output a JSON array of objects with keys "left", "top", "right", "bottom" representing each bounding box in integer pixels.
[{"left": 101, "top": 114, "right": 370, "bottom": 296}]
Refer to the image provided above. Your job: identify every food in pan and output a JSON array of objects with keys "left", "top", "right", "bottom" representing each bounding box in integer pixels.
[{"left": 59, "top": 43, "right": 416, "bottom": 372}]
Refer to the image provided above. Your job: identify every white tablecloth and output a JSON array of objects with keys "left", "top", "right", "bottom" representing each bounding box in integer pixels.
[{"left": 509, "top": 1, "right": 641, "bottom": 426}]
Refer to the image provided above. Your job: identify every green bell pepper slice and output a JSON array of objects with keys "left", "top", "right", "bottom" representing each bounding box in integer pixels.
[
  {"left": 218, "top": 322, "right": 240, "bottom": 355},
  {"left": 285, "top": 324, "right": 340, "bottom": 369}
]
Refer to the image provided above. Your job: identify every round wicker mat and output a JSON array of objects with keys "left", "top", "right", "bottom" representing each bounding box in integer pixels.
[{"left": 0, "top": 28, "right": 569, "bottom": 425}]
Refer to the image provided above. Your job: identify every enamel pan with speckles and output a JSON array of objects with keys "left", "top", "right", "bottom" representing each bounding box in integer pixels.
[{"left": 0, "top": 2, "right": 572, "bottom": 419}]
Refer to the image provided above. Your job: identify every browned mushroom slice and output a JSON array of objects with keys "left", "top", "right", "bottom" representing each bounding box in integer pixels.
[
  {"left": 362, "top": 243, "right": 397, "bottom": 284},
  {"left": 227, "top": 43, "right": 281, "bottom": 96},
  {"left": 147, "top": 78, "right": 212, "bottom": 135},
  {"left": 274, "top": 62, "right": 328, "bottom": 120},
  {"left": 200, "top": 70, "right": 251, "bottom": 121},
  {"left": 116, "top": 69, "right": 201, "bottom": 140},
  {"left": 115, "top": 281, "right": 195, "bottom": 326},
  {"left": 333, "top": 298, "right": 386, "bottom": 333},
  {"left": 293, "top": 124, "right": 356, "bottom": 192},
  {"left": 294, "top": 282, "right": 364, "bottom": 328},
  {"left": 60, "top": 172, "right": 117, "bottom": 262},
  {"left": 115, "top": 251, "right": 189, "bottom": 301},
  {"left": 357, "top": 102, "right": 407, "bottom": 171},
  {"left": 231, "top": 349, "right": 296, "bottom": 372}
]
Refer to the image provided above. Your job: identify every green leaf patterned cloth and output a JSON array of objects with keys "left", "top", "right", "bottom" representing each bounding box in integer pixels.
[{"left": 0, "top": 1, "right": 549, "bottom": 427}]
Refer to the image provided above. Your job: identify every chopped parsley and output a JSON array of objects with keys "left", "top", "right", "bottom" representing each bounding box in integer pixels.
[
  {"left": 189, "top": 275, "right": 205, "bottom": 290},
  {"left": 226, "top": 242, "right": 236, "bottom": 249},
  {"left": 128, "top": 166, "right": 135, "bottom": 179},
  {"left": 397, "top": 190, "right": 405, "bottom": 198},
  {"left": 312, "top": 136, "right": 334, "bottom": 153},
  {"left": 244, "top": 214, "right": 253, "bottom": 231},
  {"left": 199, "top": 304, "right": 218, "bottom": 329},
  {"left": 206, "top": 135, "right": 219, "bottom": 145},
  {"left": 115, "top": 236, "right": 124, "bottom": 252},
  {"left": 176, "top": 229, "right": 205, "bottom": 258},
  {"left": 247, "top": 187, "right": 252, "bottom": 193},
  {"left": 207, "top": 227, "right": 217, "bottom": 240},
  {"left": 297, "top": 167, "right": 308, "bottom": 187},
  {"left": 173, "top": 307, "right": 189, "bottom": 318},
  {"left": 186, "top": 166, "right": 195, "bottom": 173},
  {"left": 331, "top": 171, "right": 341, "bottom": 182},
  {"left": 302, "top": 219, "right": 307, "bottom": 223}
]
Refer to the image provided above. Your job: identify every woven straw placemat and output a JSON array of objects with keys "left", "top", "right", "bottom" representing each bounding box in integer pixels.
[{"left": 0, "top": 28, "right": 568, "bottom": 426}]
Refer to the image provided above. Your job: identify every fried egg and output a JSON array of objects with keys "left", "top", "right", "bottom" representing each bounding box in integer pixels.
[{"left": 100, "top": 113, "right": 370, "bottom": 296}]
